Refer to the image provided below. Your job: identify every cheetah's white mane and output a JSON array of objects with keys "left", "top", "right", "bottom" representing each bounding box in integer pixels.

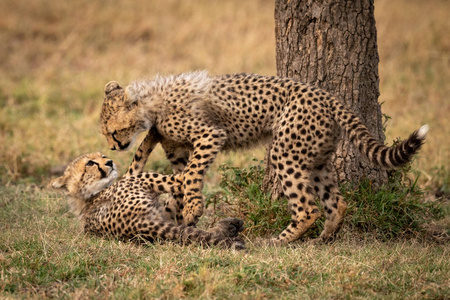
[{"left": 125, "top": 71, "right": 212, "bottom": 105}]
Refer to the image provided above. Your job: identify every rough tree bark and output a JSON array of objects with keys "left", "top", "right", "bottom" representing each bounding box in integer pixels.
[{"left": 264, "top": 0, "right": 387, "bottom": 198}]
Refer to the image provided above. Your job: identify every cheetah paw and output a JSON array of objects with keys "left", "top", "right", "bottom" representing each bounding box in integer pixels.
[{"left": 215, "top": 217, "right": 244, "bottom": 237}]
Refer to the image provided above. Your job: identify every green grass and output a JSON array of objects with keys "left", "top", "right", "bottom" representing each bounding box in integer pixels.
[
  {"left": 342, "top": 163, "right": 448, "bottom": 240},
  {"left": 1, "top": 185, "right": 449, "bottom": 299},
  {"left": 206, "top": 162, "right": 291, "bottom": 238},
  {"left": 0, "top": 0, "right": 448, "bottom": 190},
  {"left": 0, "top": 0, "right": 449, "bottom": 298},
  {"left": 206, "top": 161, "right": 448, "bottom": 242}
]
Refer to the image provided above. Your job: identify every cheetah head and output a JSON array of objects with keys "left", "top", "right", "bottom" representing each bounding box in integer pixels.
[
  {"left": 49, "top": 152, "right": 118, "bottom": 200},
  {"left": 99, "top": 81, "right": 151, "bottom": 151}
]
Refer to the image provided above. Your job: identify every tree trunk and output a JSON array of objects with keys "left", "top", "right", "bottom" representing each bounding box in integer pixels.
[{"left": 264, "top": 0, "right": 387, "bottom": 198}]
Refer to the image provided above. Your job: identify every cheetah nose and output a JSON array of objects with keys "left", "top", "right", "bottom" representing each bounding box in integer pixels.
[
  {"left": 105, "top": 160, "right": 114, "bottom": 167},
  {"left": 110, "top": 146, "right": 116, "bottom": 151}
]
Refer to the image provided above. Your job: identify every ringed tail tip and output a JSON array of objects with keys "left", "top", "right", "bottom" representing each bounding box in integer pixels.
[{"left": 417, "top": 124, "right": 429, "bottom": 140}]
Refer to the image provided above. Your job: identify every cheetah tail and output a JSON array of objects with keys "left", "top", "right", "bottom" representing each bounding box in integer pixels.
[
  {"left": 142, "top": 221, "right": 244, "bottom": 249},
  {"left": 330, "top": 99, "right": 428, "bottom": 169}
]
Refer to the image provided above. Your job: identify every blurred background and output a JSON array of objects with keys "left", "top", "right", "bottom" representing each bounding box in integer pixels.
[{"left": 0, "top": 0, "right": 448, "bottom": 194}]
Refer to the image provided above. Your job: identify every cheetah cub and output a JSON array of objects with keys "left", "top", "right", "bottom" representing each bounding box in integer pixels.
[
  {"left": 100, "top": 71, "right": 428, "bottom": 244},
  {"left": 49, "top": 150, "right": 245, "bottom": 249}
]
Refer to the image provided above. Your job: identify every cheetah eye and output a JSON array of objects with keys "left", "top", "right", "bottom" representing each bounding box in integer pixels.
[
  {"left": 86, "top": 160, "right": 95, "bottom": 167},
  {"left": 101, "top": 155, "right": 107, "bottom": 158}
]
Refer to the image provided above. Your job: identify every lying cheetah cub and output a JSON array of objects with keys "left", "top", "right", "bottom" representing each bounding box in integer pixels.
[{"left": 49, "top": 148, "right": 245, "bottom": 249}]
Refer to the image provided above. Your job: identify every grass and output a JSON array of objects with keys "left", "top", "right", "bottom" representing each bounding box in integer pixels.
[
  {"left": 206, "top": 162, "right": 291, "bottom": 238},
  {"left": 1, "top": 185, "right": 448, "bottom": 299},
  {"left": 0, "top": 0, "right": 449, "bottom": 298},
  {"left": 207, "top": 161, "right": 448, "bottom": 242},
  {"left": 0, "top": 0, "right": 448, "bottom": 189},
  {"left": 375, "top": 0, "right": 450, "bottom": 192}
]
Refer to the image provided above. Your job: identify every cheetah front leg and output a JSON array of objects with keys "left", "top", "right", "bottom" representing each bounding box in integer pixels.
[
  {"left": 181, "top": 128, "right": 227, "bottom": 226},
  {"left": 125, "top": 129, "right": 189, "bottom": 222},
  {"left": 125, "top": 127, "right": 162, "bottom": 177},
  {"left": 125, "top": 129, "right": 185, "bottom": 220},
  {"left": 161, "top": 143, "right": 191, "bottom": 224}
]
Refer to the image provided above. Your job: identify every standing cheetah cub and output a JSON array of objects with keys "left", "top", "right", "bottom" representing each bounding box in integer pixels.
[
  {"left": 49, "top": 137, "right": 245, "bottom": 249},
  {"left": 100, "top": 71, "right": 428, "bottom": 244}
]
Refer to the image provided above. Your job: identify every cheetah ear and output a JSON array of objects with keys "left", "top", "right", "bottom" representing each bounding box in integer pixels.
[
  {"left": 48, "top": 175, "right": 68, "bottom": 192},
  {"left": 104, "top": 81, "right": 123, "bottom": 95}
]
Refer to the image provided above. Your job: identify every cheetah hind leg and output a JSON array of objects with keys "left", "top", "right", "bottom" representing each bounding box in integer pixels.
[
  {"left": 310, "top": 162, "right": 348, "bottom": 244},
  {"left": 268, "top": 171, "right": 322, "bottom": 245},
  {"left": 265, "top": 130, "right": 323, "bottom": 245}
]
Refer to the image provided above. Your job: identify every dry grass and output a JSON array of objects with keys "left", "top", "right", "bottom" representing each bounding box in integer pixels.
[
  {"left": 0, "top": 0, "right": 276, "bottom": 185},
  {"left": 1, "top": 185, "right": 448, "bottom": 299},
  {"left": 375, "top": 0, "right": 450, "bottom": 190},
  {"left": 0, "top": 0, "right": 448, "bottom": 189},
  {"left": 0, "top": 0, "right": 449, "bottom": 298}
]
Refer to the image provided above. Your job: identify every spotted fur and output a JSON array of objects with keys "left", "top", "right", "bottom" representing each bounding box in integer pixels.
[
  {"left": 100, "top": 72, "right": 428, "bottom": 244},
  {"left": 49, "top": 151, "right": 245, "bottom": 249}
]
